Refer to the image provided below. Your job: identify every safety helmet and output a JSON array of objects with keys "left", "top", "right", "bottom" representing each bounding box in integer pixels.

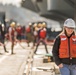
[
  {"left": 33, "top": 23, "right": 37, "bottom": 27},
  {"left": 2, "top": 24, "right": 4, "bottom": 27},
  {"left": 10, "top": 22, "right": 16, "bottom": 27},
  {"left": 29, "top": 22, "right": 32, "bottom": 26},
  {"left": 42, "top": 22, "right": 46, "bottom": 27},
  {"left": 64, "top": 18, "right": 76, "bottom": 28},
  {"left": 17, "top": 23, "right": 20, "bottom": 26}
]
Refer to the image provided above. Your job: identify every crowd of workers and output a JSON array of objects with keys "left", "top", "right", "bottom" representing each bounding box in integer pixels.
[{"left": 0, "top": 20, "right": 48, "bottom": 54}]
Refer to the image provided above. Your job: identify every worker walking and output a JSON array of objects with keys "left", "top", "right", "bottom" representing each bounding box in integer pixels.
[
  {"left": 8, "top": 22, "right": 16, "bottom": 54},
  {"left": 0, "top": 23, "right": 8, "bottom": 53},
  {"left": 34, "top": 22, "right": 48, "bottom": 54}
]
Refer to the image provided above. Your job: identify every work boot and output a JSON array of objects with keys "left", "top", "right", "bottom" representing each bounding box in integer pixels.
[
  {"left": 4, "top": 46, "right": 9, "bottom": 53},
  {"left": 11, "top": 52, "right": 15, "bottom": 54},
  {"left": 5, "top": 51, "right": 9, "bottom": 53},
  {"left": 11, "top": 50, "right": 15, "bottom": 55}
]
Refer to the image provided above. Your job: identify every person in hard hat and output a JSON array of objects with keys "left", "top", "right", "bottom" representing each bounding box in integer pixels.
[
  {"left": 26, "top": 23, "right": 34, "bottom": 48},
  {"left": 34, "top": 22, "right": 48, "bottom": 54},
  {"left": 8, "top": 22, "right": 16, "bottom": 54},
  {"left": 32, "top": 23, "right": 38, "bottom": 48},
  {"left": 0, "top": 23, "right": 8, "bottom": 54},
  {"left": 16, "top": 23, "right": 22, "bottom": 41},
  {"left": 52, "top": 18, "right": 76, "bottom": 75}
]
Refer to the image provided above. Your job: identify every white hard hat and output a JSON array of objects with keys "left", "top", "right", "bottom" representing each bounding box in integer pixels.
[
  {"left": 17, "top": 23, "right": 20, "bottom": 26},
  {"left": 64, "top": 18, "right": 76, "bottom": 28},
  {"left": 2, "top": 24, "right": 4, "bottom": 27}
]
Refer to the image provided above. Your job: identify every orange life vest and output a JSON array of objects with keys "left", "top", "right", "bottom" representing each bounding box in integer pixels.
[
  {"left": 26, "top": 27, "right": 31, "bottom": 33},
  {"left": 6, "top": 27, "right": 15, "bottom": 40},
  {"left": 16, "top": 27, "right": 22, "bottom": 35},
  {"left": 40, "top": 28, "right": 46, "bottom": 39},
  {"left": 59, "top": 34, "right": 76, "bottom": 58},
  {"left": 11, "top": 28, "right": 15, "bottom": 36}
]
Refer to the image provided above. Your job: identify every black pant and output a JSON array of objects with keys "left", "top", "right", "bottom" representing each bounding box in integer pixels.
[
  {"left": 0, "top": 36, "right": 7, "bottom": 52},
  {"left": 34, "top": 38, "right": 48, "bottom": 54}
]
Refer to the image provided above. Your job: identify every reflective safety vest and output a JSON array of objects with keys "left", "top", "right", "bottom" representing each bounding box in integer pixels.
[
  {"left": 11, "top": 28, "right": 15, "bottom": 36},
  {"left": 26, "top": 27, "right": 31, "bottom": 33},
  {"left": 59, "top": 34, "right": 76, "bottom": 58},
  {"left": 16, "top": 27, "right": 22, "bottom": 35},
  {"left": 40, "top": 29, "right": 46, "bottom": 39}
]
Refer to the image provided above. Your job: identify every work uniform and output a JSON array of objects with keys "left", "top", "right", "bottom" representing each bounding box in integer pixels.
[
  {"left": 26, "top": 26, "right": 34, "bottom": 47},
  {"left": 0, "top": 24, "right": 8, "bottom": 53},
  {"left": 34, "top": 27, "right": 48, "bottom": 54},
  {"left": 52, "top": 32, "right": 76, "bottom": 75},
  {"left": 16, "top": 26, "right": 22, "bottom": 41},
  {"left": 52, "top": 18, "right": 76, "bottom": 75},
  {"left": 8, "top": 22, "right": 16, "bottom": 54}
]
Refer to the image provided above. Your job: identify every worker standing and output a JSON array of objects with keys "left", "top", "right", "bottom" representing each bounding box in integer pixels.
[
  {"left": 34, "top": 22, "right": 48, "bottom": 54},
  {"left": 52, "top": 18, "right": 76, "bottom": 75},
  {"left": 8, "top": 22, "right": 16, "bottom": 54},
  {"left": 0, "top": 23, "right": 8, "bottom": 53}
]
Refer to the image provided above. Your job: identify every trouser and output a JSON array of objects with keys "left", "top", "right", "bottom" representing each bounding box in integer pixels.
[
  {"left": 17, "top": 34, "right": 22, "bottom": 41},
  {"left": 0, "top": 36, "right": 7, "bottom": 52},
  {"left": 59, "top": 64, "right": 76, "bottom": 75},
  {"left": 11, "top": 36, "right": 15, "bottom": 54},
  {"left": 34, "top": 38, "right": 48, "bottom": 53}
]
